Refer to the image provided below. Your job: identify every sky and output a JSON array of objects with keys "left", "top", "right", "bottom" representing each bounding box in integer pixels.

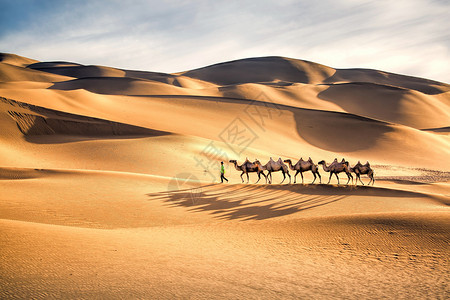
[{"left": 1, "top": 0, "right": 449, "bottom": 82}]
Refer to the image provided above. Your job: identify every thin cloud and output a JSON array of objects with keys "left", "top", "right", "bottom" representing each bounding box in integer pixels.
[{"left": 0, "top": 0, "right": 449, "bottom": 82}]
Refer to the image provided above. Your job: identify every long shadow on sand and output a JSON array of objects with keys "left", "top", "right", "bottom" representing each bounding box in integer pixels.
[
  {"left": 147, "top": 183, "right": 427, "bottom": 221},
  {"left": 147, "top": 184, "right": 351, "bottom": 221}
]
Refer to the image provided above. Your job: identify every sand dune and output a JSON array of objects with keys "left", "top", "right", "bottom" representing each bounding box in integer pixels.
[
  {"left": 0, "top": 53, "right": 449, "bottom": 298},
  {"left": 28, "top": 62, "right": 126, "bottom": 78},
  {"left": 0, "top": 62, "right": 72, "bottom": 83},
  {"left": 328, "top": 68, "right": 450, "bottom": 95},
  {"left": 0, "top": 53, "right": 38, "bottom": 67},
  {"left": 318, "top": 82, "right": 450, "bottom": 128},
  {"left": 181, "top": 56, "right": 337, "bottom": 85}
]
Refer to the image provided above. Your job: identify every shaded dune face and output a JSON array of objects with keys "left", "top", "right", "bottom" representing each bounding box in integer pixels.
[
  {"left": 293, "top": 108, "right": 393, "bottom": 152},
  {"left": 27, "top": 63, "right": 126, "bottom": 78},
  {"left": 49, "top": 77, "right": 188, "bottom": 96},
  {"left": 2, "top": 97, "right": 170, "bottom": 143},
  {"left": 317, "top": 82, "right": 450, "bottom": 129},
  {"left": 180, "top": 56, "right": 336, "bottom": 85},
  {"left": 326, "top": 69, "right": 450, "bottom": 95}
]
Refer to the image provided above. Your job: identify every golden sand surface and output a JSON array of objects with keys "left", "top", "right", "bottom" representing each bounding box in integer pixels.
[{"left": 0, "top": 53, "right": 449, "bottom": 298}]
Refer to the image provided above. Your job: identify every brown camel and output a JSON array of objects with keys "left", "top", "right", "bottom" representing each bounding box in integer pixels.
[
  {"left": 284, "top": 157, "right": 321, "bottom": 184},
  {"left": 229, "top": 159, "right": 267, "bottom": 184},
  {"left": 318, "top": 160, "right": 353, "bottom": 185},
  {"left": 351, "top": 161, "right": 375, "bottom": 185},
  {"left": 255, "top": 157, "right": 291, "bottom": 184}
]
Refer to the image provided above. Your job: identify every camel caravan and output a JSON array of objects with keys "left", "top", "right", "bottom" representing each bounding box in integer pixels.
[{"left": 229, "top": 157, "right": 374, "bottom": 186}]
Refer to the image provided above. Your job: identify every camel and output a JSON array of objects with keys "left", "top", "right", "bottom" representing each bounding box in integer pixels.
[
  {"left": 284, "top": 157, "right": 321, "bottom": 184},
  {"left": 318, "top": 160, "right": 353, "bottom": 185},
  {"left": 351, "top": 161, "right": 375, "bottom": 185},
  {"left": 229, "top": 158, "right": 267, "bottom": 184},
  {"left": 255, "top": 157, "right": 291, "bottom": 184}
]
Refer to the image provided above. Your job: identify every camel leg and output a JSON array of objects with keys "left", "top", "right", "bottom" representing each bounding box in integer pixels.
[
  {"left": 280, "top": 172, "right": 286, "bottom": 184},
  {"left": 369, "top": 171, "right": 374, "bottom": 185},
  {"left": 287, "top": 172, "right": 291, "bottom": 184},
  {"left": 255, "top": 172, "right": 261, "bottom": 184},
  {"left": 317, "top": 171, "right": 322, "bottom": 184},
  {"left": 246, "top": 172, "right": 250, "bottom": 184},
  {"left": 358, "top": 174, "right": 364, "bottom": 185},
  {"left": 311, "top": 172, "right": 316, "bottom": 184},
  {"left": 300, "top": 171, "right": 304, "bottom": 184},
  {"left": 346, "top": 173, "right": 353, "bottom": 185},
  {"left": 335, "top": 173, "right": 340, "bottom": 185},
  {"left": 240, "top": 171, "right": 245, "bottom": 183},
  {"left": 268, "top": 172, "right": 272, "bottom": 184},
  {"left": 262, "top": 172, "right": 267, "bottom": 184},
  {"left": 327, "top": 172, "right": 332, "bottom": 184},
  {"left": 294, "top": 170, "right": 300, "bottom": 184}
]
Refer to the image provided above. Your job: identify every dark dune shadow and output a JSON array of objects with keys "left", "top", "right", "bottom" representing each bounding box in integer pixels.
[
  {"left": 28, "top": 62, "right": 177, "bottom": 83},
  {"left": 28, "top": 64, "right": 120, "bottom": 78},
  {"left": 181, "top": 56, "right": 311, "bottom": 85},
  {"left": 48, "top": 77, "right": 163, "bottom": 95},
  {"left": 147, "top": 184, "right": 352, "bottom": 221},
  {"left": 293, "top": 108, "right": 394, "bottom": 152},
  {"left": 317, "top": 82, "right": 407, "bottom": 125},
  {"left": 3, "top": 97, "right": 171, "bottom": 144},
  {"left": 421, "top": 126, "right": 450, "bottom": 133},
  {"left": 15, "top": 112, "right": 170, "bottom": 144},
  {"left": 325, "top": 69, "right": 449, "bottom": 95},
  {"left": 147, "top": 184, "right": 425, "bottom": 221}
]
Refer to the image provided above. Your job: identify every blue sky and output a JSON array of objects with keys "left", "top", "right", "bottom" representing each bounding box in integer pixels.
[{"left": 1, "top": 0, "right": 449, "bottom": 82}]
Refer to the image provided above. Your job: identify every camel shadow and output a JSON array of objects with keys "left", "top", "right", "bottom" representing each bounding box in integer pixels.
[{"left": 147, "top": 184, "right": 347, "bottom": 221}]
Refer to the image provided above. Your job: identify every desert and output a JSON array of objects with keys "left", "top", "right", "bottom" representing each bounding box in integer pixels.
[{"left": 0, "top": 52, "right": 449, "bottom": 299}]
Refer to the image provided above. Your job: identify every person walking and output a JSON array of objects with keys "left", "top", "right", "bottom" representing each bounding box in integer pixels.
[{"left": 220, "top": 161, "right": 228, "bottom": 183}]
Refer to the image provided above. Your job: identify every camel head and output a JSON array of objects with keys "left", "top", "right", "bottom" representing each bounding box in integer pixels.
[
  {"left": 318, "top": 160, "right": 325, "bottom": 165},
  {"left": 253, "top": 160, "right": 266, "bottom": 170},
  {"left": 229, "top": 160, "right": 237, "bottom": 164},
  {"left": 283, "top": 159, "right": 292, "bottom": 164}
]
